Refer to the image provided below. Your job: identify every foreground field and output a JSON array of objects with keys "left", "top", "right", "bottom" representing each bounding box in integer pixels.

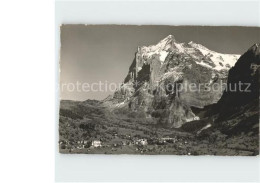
[{"left": 59, "top": 100, "right": 259, "bottom": 156}]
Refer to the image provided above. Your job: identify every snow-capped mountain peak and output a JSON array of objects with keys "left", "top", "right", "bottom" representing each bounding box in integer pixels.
[
  {"left": 137, "top": 35, "right": 240, "bottom": 71},
  {"left": 111, "top": 35, "right": 242, "bottom": 128},
  {"left": 138, "top": 35, "right": 175, "bottom": 60},
  {"left": 188, "top": 42, "right": 240, "bottom": 71},
  {"left": 156, "top": 34, "right": 175, "bottom": 48}
]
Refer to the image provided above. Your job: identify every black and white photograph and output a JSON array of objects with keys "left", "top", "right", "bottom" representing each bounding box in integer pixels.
[
  {"left": 2, "top": 0, "right": 260, "bottom": 182},
  {"left": 59, "top": 25, "right": 259, "bottom": 156}
]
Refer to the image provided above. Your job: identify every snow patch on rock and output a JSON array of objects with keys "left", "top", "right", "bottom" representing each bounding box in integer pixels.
[
  {"left": 188, "top": 42, "right": 240, "bottom": 70},
  {"left": 197, "top": 124, "right": 212, "bottom": 134},
  {"left": 159, "top": 51, "right": 169, "bottom": 63},
  {"left": 174, "top": 42, "right": 185, "bottom": 53}
]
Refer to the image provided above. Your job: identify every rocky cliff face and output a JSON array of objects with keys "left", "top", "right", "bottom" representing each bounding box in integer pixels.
[
  {"left": 183, "top": 44, "right": 259, "bottom": 152},
  {"left": 107, "top": 35, "right": 240, "bottom": 128},
  {"left": 206, "top": 43, "right": 260, "bottom": 122}
]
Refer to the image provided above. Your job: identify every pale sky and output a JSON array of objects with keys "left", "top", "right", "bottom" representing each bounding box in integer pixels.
[{"left": 60, "top": 25, "right": 260, "bottom": 101}]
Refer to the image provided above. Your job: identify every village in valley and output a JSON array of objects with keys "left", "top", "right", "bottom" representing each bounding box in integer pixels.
[
  {"left": 59, "top": 99, "right": 256, "bottom": 156},
  {"left": 59, "top": 135, "right": 195, "bottom": 155}
]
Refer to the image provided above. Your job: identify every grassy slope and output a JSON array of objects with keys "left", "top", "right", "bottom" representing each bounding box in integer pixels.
[{"left": 59, "top": 100, "right": 258, "bottom": 156}]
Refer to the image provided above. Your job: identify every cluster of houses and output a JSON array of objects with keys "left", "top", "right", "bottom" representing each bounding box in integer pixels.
[
  {"left": 91, "top": 140, "right": 102, "bottom": 148},
  {"left": 59, "top": 139, "right": 102, "bottom": 150},
  {"left": 60, "top": 136, "right": 183, "bottom": 151},
  {"left": 134, "top": 139, "right": 148, "bottom": 146}
]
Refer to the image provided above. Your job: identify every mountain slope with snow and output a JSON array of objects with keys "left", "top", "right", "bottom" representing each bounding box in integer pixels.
[
  {"left": 107, "top": 35, "right": 240, "bottom": 128},
  {"left": 137, "top": 35, "right": 239, "bottom": 71}
]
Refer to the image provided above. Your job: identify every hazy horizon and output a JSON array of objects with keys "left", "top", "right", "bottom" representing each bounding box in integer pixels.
[{"left": 60, "top": 25, "right": 260, "bottom": 101}]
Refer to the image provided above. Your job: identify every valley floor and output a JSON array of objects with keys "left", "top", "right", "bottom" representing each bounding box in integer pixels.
[
  {"left": 60, "top": 134, "right": 258, "bottom": 156},
  {"left": 59, "top": 100, "right": 259, "bottom": 156}
]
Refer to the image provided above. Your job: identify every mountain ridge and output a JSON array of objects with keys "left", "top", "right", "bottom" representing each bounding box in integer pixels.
[{"left": 106, "top": 35, "right": 241, "bottom": 128}]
